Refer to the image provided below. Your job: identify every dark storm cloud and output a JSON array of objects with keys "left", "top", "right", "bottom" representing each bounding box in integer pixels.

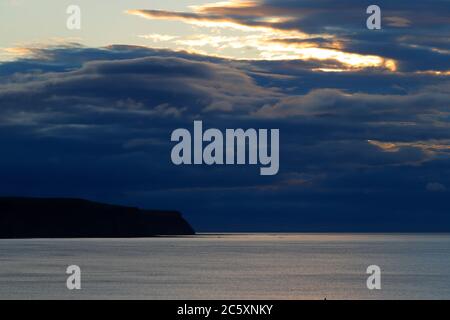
[
  {"left": 265, "top": 0, "right": 450, "bottom": 72},
  {"left": 258, "top": 0, "right": 450, "bottom": 34},
  {"left": 0, "top": 48, "right": 279, "bottom": 122},
  {"left": 0, "top": 45, "right": 449, "bottom": 231},
  {"left": 255, "top": 87, "right": 450, "bottom": 121}
]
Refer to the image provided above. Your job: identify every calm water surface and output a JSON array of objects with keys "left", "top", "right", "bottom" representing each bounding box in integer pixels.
[{"left": 0, "top": 233, "right": 449, "bottom": 299}]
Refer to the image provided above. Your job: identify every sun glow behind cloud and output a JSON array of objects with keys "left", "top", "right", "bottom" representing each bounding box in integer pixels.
[
  {"left": 127, "top": 1, "right": 397, "bottom": 71},
  {"left": 368, "top": 139, "right": 450, "bottom": 164},
  {"left": 1, "top": 47, "right": 33, "bottom": 59}
]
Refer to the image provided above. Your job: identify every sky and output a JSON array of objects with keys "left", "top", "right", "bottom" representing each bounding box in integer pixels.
[{"left": 0, "top": 0, "right": 450, "bottom": 231}]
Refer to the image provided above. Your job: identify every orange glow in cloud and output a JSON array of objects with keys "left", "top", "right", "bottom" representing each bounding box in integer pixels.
[
  {"left": 369, "top": 140, "right": 450, "bottom": 154},
  {"left": 127, "top": 1, "right": 397, "bottom": 71},
  {"left": 191, "top": 0, "right": 258, "bottom": 12},
  {"left": 2, "top": 47, "right": 33, "bottom": 57}
]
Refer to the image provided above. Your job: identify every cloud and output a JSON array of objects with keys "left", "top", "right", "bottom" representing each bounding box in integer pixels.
[
  {"left": 127, "top": 2, "right": 299, "bottom": 34},
  {"left": 127, "top": 0, "right": 450, "bottom": 73},
  {"left": 0, "top": 44, "right": 450, "bottom": 231},
  {"left": 0, "top": 49, "right": 280, "bottom": 127},
  {"left": 385, "top": 16, "right": 412, "bottom": 27},
  {"left": 138, "top": 34, "right": 179, "bottom": 42},
  {"left": 126, "top": 2, "right": 397, "bottom": 70},
  {"left": 254, "top": 87, "right": 450, "bottom": 121}
]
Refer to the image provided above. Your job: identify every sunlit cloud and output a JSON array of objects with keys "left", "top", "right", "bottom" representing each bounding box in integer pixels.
[
  {"left": 368, "top": 139, "right": 450, "bottom": 167},
  {"left": 0, "top": 39, "right": 83, "bottom": 61},
  {"left": 190, "top": 0, "right": 258, "bottom": 12},
  {"left": 385, "top": 16, "right": 412, "bottom": 27},
  {"left": 1, "top": 47, "right": 33, "bottom": 58},
  {"left": 174, "top": 35, "right": 247, "bottom": 49},
  {"left": 138, "top": 34, "right": 179, "bottom": 42},
  {"left": 126, "top": 8, "right": 302, "bottom": 36},
  {"left": 126, "top": 1, "right": 397, "bottom": 71},
  {"left": 416, "top": 70, "right": 450, "bottom": 76},
  {"left": 369, "top": 139, "right": 450, "bottom": 155}
]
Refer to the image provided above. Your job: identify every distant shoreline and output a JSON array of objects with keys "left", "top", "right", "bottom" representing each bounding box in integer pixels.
[{"left": 0, "top": 197, "right": 195, "bottom": 239}]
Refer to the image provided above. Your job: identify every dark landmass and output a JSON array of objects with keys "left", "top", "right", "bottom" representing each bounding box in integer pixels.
[{"left": 0, "top": 197, "right": 195, "bottom": 239}]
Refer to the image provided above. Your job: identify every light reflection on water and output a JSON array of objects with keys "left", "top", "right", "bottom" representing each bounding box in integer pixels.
[{"left": 0, "top": 233, "right": 449, "bottom": 299}]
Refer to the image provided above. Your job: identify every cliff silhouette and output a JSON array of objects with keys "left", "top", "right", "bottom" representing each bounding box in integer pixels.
[{"left": 0, "top": 197, "right": 195, "bottom": 238}]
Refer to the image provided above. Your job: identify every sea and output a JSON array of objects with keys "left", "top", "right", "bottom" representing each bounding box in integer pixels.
[{"left": 0, "top": 233, "right": 449, "bottom": 300}]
